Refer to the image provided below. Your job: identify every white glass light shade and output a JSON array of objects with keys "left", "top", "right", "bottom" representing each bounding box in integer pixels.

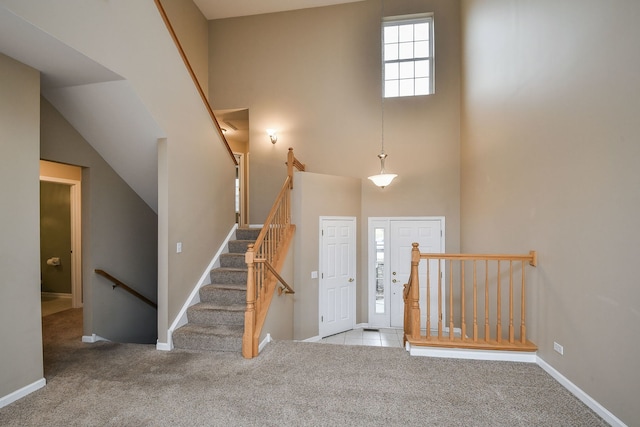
[{"left": 368, "top": 173, "right": 397, "bottom": 188}]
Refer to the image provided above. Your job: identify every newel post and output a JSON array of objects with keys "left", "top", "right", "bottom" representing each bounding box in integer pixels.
[
  {"left": 242, "top": 244, "right": 257, "bottom": 358},
  {"left": 410, "top": 243, "right": 421, "bottom": 340},
  {"left": 287, "top": 148, "right": 294, "bottom": 189}
]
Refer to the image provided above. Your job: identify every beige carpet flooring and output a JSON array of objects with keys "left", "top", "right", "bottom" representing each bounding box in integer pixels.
[{"left": 0, "top": 308, "right": 607, "bottom": 426}]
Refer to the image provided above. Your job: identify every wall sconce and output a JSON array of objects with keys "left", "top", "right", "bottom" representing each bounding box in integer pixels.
[{"left": 266, "top": 129, "right": 278, "bottom": 144}]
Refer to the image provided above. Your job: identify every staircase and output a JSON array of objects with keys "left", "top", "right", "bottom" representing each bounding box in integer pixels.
[{"left": 172, "top": 228, "right": 261, "bottom": 352}]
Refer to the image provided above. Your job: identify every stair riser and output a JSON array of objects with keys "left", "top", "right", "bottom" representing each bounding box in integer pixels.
[
  {"left": 187, "top": 308, "right": 244, "bottom": 326},
  {"left": 210, "top": 269, "right": 247, "bottom": 284},
  {"left": 220, "top": 254, "right": 247, "bottom": 269},
  {"left": 199, "top": 288, "right": 246, "bottom": 305},
  {"left": 172, "top": 334, "right": 242, "bottom": 352},
  {"left": 236, "top": 229, "right": 261, "bottom": 241},
  {"left": 228, "top": 240, "right": 252, "bottom": 254}
]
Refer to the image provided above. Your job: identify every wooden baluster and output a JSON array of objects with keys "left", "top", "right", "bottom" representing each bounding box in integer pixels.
[
  {"left": 521, "top": 260, "right": 527, "bottom": 344},
  {"left": 438, "top": 259, "right": 443, "bottom": 339},
  {"left": 484, "top": 260, "right": 489, "bottom": 342},
  {"left": 461, "top": 260, "right": 466, "bottom": 341},
  {"left": 473, "top": 260, "right": 478, "bottom": 342},
  {"left": 410, "top": 243, "right": 421, "bottom": 340},
  {"left": 243, "top": 244, "right": 257, "bottom": 358},
  {"left": 426, "top": 258, "right": 431, "bottom": 339},
  {"left": 497, "top": 260, "right": 502, "bottom": 343},
  {"left": 449, "top": 261, "right": 454, "bottom": 340},
  {"left": 509, "top": 260, "right": 514, "bottom": 344}
]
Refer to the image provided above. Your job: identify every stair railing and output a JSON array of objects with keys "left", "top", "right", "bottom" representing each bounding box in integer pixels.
[
  {"left": 243, "top": 148, "right": 305, "bottom": 358},
  {"left": 95, "top": 269, "right": 157, "bottom": 309},
  {"left": 403, "top": 244, "right": 538, "bottom": 352},
  {"left": 154, "top": 0, "right": 237, "bottom": 166}
]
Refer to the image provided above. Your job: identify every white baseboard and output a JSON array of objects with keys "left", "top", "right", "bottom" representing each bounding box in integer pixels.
[
  {"left": 0, "top": 378, "right": 46, "bottom": 409},
  {"left": 81, "top": 334, "right": 109, "bottom": 343},
  {"left": 156, "top": 341, "right": 172, "bottom": 351},
  {"left": 300, "top": 335, "right": 322, "bottom": 343},
  {"left": 258, "top": 333, "right": 272, "bottom": 353},
  {"left": 407, "top": 344, "right": 537, "bottom": 363},
  {"left": 41, "top": 292, "right": 72, "bottom": 299},
  {"left": 536, "top": 357, "right": 627, "bottom": 427}
]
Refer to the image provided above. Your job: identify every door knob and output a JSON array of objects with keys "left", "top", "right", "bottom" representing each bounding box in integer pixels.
[
  {"left": 348, "top": 278, "right": 354, "bottom": 282},
  {"left": 392, "top": 279, "right": 397, "bottom": 283}
]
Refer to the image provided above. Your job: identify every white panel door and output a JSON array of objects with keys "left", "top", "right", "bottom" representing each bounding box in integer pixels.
[
  {"left": 320, "top": 218, "right": 356, "bottom": 337},
  {"left": 389, "top": 220, "right": 443, "bottom": 329}
]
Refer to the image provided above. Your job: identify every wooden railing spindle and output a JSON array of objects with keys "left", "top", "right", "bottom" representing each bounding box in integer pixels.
[
  {"left": 509, "top": 260, "right": 514, "bottom": 344},
  {"left": 484, "top": 260, "right": 489, "bottom": 342},
  {"left": 473, "top": 260, "right": 478, "bottom": 342},
  {"left": 461, "top": 260, "right": 466, "bottom": 341},
  {"left": 449, "top": 261, "right": 454, "bottom": 340},
  {"left": 496, "top": 260, "right": 502, "bottom": 343}
]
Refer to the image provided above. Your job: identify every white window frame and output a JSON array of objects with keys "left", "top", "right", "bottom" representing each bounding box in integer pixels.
[{"left": 383, "top": 13, "right": 434, "bottom": 98}]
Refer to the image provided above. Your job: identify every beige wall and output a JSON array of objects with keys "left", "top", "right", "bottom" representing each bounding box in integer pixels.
[
  {"left": 41, "top": 98, "right": 158, "bottom": 343},
  {"left": 292, "top": 172, "right": 361, "bottom": 339},
  {"left": 260, "top": 240, "right": 295, "bottom": 343},
  {"left": 0, "top": 54, "right": 44, "bottom": 400},
  {"left": 461, "top": 1, "right": 640, "bottom": 424},
  {"left": 159, "top": 0, "right": 209, "bottom": 98},
  {"left": 210, "top": 0, "right": 462, "bottom": 325}
]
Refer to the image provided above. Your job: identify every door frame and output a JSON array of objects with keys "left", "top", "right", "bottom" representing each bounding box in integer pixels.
[
  {"left": 367, "top": 216, "right": 445, "bottom": 328},
  {"left": 40, "top": 175, "right": 82, "bottom": 308},
  {"left": 233, "top": 152, "right": 248, "bottom": 226},
  {"left": 319, "top": 216, "right": 356, "bottom": 338}
]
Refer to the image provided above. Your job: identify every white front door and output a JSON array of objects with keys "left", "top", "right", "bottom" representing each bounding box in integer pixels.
[
  {"left": 320, "top": 217, "right": 356, "bottom": 337},
  {"left": 389, "top": 220, "right": 443, "bottom": 328},
  {"left": 369, "top": 217, "right": 444, "bottom": 329}
]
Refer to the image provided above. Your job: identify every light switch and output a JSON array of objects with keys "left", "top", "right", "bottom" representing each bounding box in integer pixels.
[
  {"left": 176, "top": 242, "right": 182, "bottom": 253},
  {"left": 311, "top": 271, "right": 318, "bottom": 279}
]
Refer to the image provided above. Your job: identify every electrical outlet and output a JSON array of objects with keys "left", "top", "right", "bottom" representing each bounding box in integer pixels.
[{"left": 553, "top": 341, "right": 564, "bottom": 355}]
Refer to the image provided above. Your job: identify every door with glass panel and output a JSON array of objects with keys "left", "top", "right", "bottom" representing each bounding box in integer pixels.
[{"left": 368, "top": 217, "right": 444, "bottom": 329}]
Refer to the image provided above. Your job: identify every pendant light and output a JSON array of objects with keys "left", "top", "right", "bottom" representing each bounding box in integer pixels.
[{"left": 368, "top": 0, "right": 397, "bottom": 189}]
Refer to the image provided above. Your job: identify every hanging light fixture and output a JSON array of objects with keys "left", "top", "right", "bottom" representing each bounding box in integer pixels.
[{"left": 368, "top": 0, "right": 397, "bottom": 189}]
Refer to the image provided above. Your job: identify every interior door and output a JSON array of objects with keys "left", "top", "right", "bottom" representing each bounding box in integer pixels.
[
  {"left": 389, "top": 219, "right": 443, "bottom": 329},
  {"left": 320, "top": 218, "right": 356, "bottom": 337}
]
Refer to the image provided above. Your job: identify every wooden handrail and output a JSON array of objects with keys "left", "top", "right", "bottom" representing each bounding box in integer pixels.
[
  {"left": 403, "top": 245, "right": 538, "bottom": 352},
  {"left": 153, "top": 0, "right": 237, "bottom": 166},
  {"left": 95, "top": 269, "right": 157, "bottom": 309},
  {"left": 257, "top": 259, "right": 295, "bottom": 295},
  {"left": 243, "top": 148, "right": 304, "bottom": 358}
]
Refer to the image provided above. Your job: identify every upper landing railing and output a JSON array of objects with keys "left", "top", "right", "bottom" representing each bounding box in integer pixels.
[{"left": 404, "top": 245, "right": 538, "bottom": 352}]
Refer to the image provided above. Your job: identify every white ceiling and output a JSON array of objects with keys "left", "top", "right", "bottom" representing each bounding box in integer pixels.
[{"left": 193, "top": 0, "right": 364, "bottom": 20}]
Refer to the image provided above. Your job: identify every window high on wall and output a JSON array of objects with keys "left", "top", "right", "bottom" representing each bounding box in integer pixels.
[{"left": 383, "top": 14, "right": 434, "bottom": 98}]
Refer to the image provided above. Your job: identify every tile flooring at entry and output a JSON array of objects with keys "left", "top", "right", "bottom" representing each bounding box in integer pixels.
[{"left": 320, "top": 328, "right": 404, "bottom": 348}]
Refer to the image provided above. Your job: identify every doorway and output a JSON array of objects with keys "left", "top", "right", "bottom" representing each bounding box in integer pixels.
[
  {"left": 319, "top": 217, "right": 356, "bottom": 337},
  {"left": 368, "top": 217, "right": 445, "bottom": 328},
  {"left": 40, "top": 161, "right": 82, "bottom": 311}
]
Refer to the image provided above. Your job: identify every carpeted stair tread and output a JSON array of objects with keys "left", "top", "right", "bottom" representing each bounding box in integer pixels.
[
  {"left": 172, "top": 323, "right": 243, "bottom": 352},
  {"left": 235, "top": 228, "right": 262, "bottom": 240},
  {"left": 175, "top": 323, "right": 243, "bottom": 337},
  {"left": 187, "top": 302, "right": 245, "bottom": 326},
  {"left": 199, "top": 284, "right": 246, "bottom": 305},
  {"left": 228, "top": 240, "right": 255, "bottom": 253},
  {"left": 220, "top": 253, "right": 247, "bottom": 268},
  {"left": 202, "top": 283, "right": 246, "bottom": 291},
  {"left": 210, "top": 267, "right": 248, "bottom": 285},
  {"left": 189, "top": 302, "right": 245, "bottom": 312}
]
